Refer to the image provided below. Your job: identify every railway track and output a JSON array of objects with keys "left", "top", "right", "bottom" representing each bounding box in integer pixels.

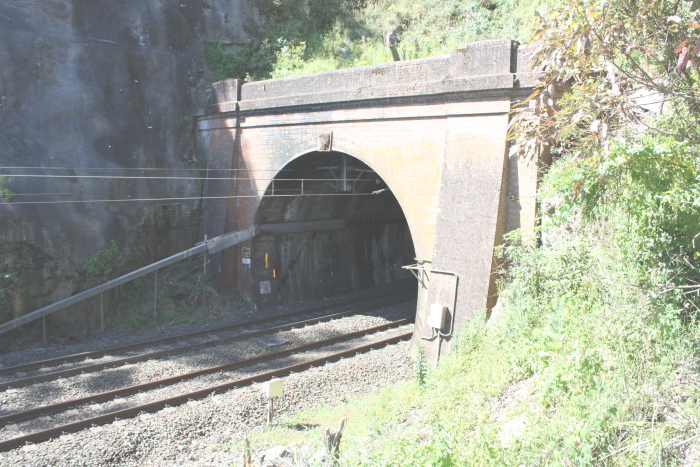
[
  {"left": 0, "top": 287, "right": 414, "bottom": 380},
  {"left": 0, "top": 293, "right": 415, "bottom": 452},
  {"left": 0, "top": 294, "right": 412, "bottom": 391}
]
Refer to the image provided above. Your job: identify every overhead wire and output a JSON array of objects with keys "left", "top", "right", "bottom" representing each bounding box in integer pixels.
[
  {"left": 7, "top": 178, "right": 377, "bottom": 195},
  {"left": 1, "top": 192, "right": 378, "bottom": 205},
  {"left": 0, "top": 174, "right": 363, "bottom": 181},
  {"left": 0, "top": 166, "right": 291, "bottom": 172},
  {"left": 0, "top": 166, "right": 385, "bottom": 205}
]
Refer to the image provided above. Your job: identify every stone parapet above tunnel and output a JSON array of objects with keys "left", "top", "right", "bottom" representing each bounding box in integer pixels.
[{"left": 203, "top": 40, "right": 540, "bottom": 115}]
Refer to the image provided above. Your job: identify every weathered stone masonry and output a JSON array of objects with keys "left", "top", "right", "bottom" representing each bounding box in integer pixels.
[{"left": 196, "top": 39, "right": 541, "bottom": 359}]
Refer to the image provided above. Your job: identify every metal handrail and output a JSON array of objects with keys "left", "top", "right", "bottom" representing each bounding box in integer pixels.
[{"left": 0, "top": 225, "right": 258, "bottom": 336}]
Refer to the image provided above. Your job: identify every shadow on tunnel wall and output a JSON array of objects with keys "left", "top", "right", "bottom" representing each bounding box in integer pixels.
[{"left": 250, "top": 151, "right": 416, "bottom": 308}]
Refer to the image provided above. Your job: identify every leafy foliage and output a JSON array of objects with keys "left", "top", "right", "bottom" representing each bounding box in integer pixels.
[
  {"left": 413, "top": 343, "right": 428, "bottom": 387},
  {"left": 0, "top": 176, "right": 14, "bottom": 201},
  {"left": 510, "top": 0, "right": 700, "bottom": 164},
  {"left": 205, "top": 0, "right": 557, "bottom": 81},
  {"left": 205, "top": 0, "right": 358, "bottom": 80},
  {"left": 543, "top": 139, "right": 700, "bottom": 305},
  {"left": 0, "top": 261, "right": 19, "bottom": 310},
  {"left": 83, "top": 240, "right": 120, "bottom": 278}
]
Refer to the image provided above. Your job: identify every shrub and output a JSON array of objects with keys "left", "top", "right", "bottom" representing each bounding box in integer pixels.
[
  {"left": 205, "top": 0, "right": 557, "bottom": 81},
  {"left": 83, "top": 240, "right": 120, "bottom": 278},
  {"left": 0, "top": 176, "right": 14, "bottom": 201}
]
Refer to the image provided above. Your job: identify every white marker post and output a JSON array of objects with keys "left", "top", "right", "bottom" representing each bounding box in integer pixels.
[{"left": 262, "top": 378, "right": 284, "bottom": 424}]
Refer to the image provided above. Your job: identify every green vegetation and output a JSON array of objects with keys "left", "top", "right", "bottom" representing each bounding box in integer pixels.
[
  {"left": 205, "top": 0, "right": 557, "bottom": 81},
  {"left": 153, "top": 205, "right": 165, "bottom": 228},
  {"left": 119, "top": 276, "right": 173, "bottom": 332},
  {"left": 243, "top": 138, "right": 700, "bottom": 465},
  {"left": 116, "top": 259, "right": 208, "bottom": 332},
  {"left": 0, "top": 176, "right": 14, "bottom": 201},
  {"left": 231, "top": 0, "right": 700, "bottom": 464},
  {"left": 413, "top": 343, "right": 428, "bottom": 387},
  {"left": 163, "top": 305, "right": 199, "bottom": 327},
  {"left": 83, "top": 240, "right": 120, "bottom": 278},
  {"left": 0, "top": 261, "right": 19, "bottom": 311}
]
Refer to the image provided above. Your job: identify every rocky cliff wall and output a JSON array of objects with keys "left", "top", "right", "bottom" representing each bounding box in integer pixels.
[{"left": 0, "top": 0, "right": 260, "bottom": 325}]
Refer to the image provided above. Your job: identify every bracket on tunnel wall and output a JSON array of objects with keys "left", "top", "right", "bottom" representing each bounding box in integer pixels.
[
  {"left": 403, "top": 260, "right": 460, "bottom": 340},
  {"left": 313, "top": 162, "right": 376, "bottom": 193},
  {"left": 402, "top": 259, "right": 433, "bottom": 289}
]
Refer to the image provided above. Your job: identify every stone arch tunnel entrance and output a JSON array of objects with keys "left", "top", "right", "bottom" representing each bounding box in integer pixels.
[
  {"left": 250, "top": 151, "right": 416, "bottom": 307},
  {"left": 199, "top": 39, "right": 544, "bottom": 360}
]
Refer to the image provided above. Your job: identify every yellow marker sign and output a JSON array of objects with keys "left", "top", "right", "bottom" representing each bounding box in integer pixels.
[{"left": 265, "top": 253, "right": 269, "bottom": 269}]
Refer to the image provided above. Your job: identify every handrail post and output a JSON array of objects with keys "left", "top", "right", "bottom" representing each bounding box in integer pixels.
[
  {"left": 153, "top": 270, "right": 158, "bottom": 323},
  {"left": 0, "top": 225, "right": 258, "bottom": 336},
  {"left": 203, "top": 235, "right": 208, "bottom": 308},
  {"left": 100, "top": 293, "right": 104, "bottom": 334}
]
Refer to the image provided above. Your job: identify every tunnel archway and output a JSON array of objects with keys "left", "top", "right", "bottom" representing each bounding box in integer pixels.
[{"left": 249, "top": 150, "right": 416, "bottom": 306}]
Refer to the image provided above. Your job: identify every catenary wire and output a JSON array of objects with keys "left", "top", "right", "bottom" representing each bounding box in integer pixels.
[
  {"left": 0, "top": 175, "right": 377, "bottom": 181},
  {"left": 6, "top": 178, "right": 378, "bottom": 197},
  {"left": 0, "top": 166, "right": 291, "bottom": 172},
  {"left": 0, "top": 192, "right": 381, "bottom": 205}
]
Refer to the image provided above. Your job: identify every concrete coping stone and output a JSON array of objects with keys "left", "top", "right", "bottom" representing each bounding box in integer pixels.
[
  {"left": 201, "top": 41, "right": 544, "bottom": 117},
  {"left": 237, "top": 39, "right": 519, "bottom": 101},
  {"left": 204, "top": 74, "right": 520, "bottom": 115}
]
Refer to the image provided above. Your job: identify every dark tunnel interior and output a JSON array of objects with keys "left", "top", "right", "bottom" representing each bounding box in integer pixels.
[{"left": 250, "top": 151, "right": 416, "bottom": 306}]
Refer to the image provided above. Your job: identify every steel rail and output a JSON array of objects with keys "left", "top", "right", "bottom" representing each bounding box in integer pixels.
[
  {"left": 0, "top": 288, "right": 414, "bottom": 377},
  {"left": 0, "top": 318, "right": 412, "bottom": 425},
  {"left": 0, "top": 331, "right": 413, "bottom": 452},
  {"left": 0, "top": 297, "right": 412, "bottom": 391}
]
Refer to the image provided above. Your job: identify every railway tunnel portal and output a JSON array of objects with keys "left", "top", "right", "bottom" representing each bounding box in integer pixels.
[
  {"left": 196, "top": 39, "right": 543, "bottom": 361},
  {"left": 251, "top": 151, "right": 416, "bottom": 306}
]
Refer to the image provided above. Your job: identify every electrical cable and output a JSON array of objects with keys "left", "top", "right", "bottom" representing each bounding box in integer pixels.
[
  {"left": 10, "top": 190, "right": 204, "bottom": 197},
  {"left": 1, "top": 192, "right": 378, "bottom": 206},
  {"left": 0, "top": 175, "right": 335, "bottom": 181},
  {"left": 5, "top": 178, "right": 381, "bottom": 198},
  {"left": 0, "top": 174, "right": 378, "bottom": 182},
  {"left": 0, "top": 166, "right": 291, "bottom": 172}
]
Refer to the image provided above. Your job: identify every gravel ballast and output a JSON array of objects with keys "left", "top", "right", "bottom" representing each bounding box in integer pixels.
[
  {"left": 0, "top": 286, "right": 417, "bottom": 465},
  {"left": 0, "top": 340, "right": 413, "bottom": 466}
]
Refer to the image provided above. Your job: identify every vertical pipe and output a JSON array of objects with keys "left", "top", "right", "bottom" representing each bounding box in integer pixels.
[
  {"left": 100, "top": 292, "right": 104, "bottom": 334},
  {"left": 340, "top": 154, "right": 348, "bottom": 192},
  {"left": 42, "top": 316, "right": 46, "bottom": 347},
  {"left": 203, "top": 235, "right": 208, "bottom": 308},
  {"left": 154, "top": 269, "right": 158, "bottom": 323},
  {"left": 267, "top": 398, "right": 273, "bottom": 423},
  {"left": 301, "top": 179, "right": 304, "bottom": 195}
]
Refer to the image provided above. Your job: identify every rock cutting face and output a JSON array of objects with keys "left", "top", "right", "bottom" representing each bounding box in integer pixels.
[{"left": 0, "top": 0, "right": 261, "bottom": 328}]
